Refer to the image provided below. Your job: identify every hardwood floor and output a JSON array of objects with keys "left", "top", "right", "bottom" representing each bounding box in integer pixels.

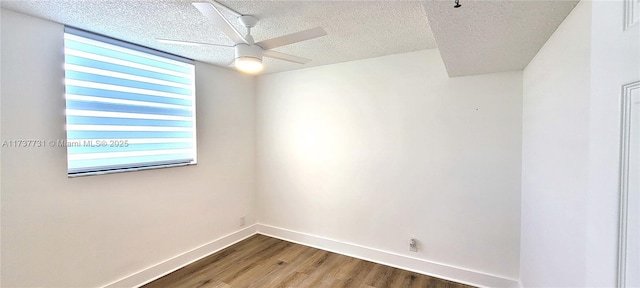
[{"left": 143, "top": 234, "right": 475, "bottom": 288}]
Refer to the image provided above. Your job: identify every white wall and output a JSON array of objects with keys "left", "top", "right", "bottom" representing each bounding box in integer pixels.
[
  {"left": 256, "top": 49, "right": 523, "bottom": 282},
  {"left": 520, "top": 1, "right": 592, "bottom": 286},
  {"left": 0, "top": 9, "right": 256, "bottom": 287}
]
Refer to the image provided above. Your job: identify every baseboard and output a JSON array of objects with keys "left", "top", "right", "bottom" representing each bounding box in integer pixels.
[
  {"left": 102, "top": 224, "right": 258, "bottom": 288},
  {"left": 256, "top": 223, "right": 519, "bottom": 288},
  {"left": 101, "top": 223, "right": 520, "bottom": 288}
]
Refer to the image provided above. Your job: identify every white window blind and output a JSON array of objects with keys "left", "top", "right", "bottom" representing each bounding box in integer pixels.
[{"left": 64, "top": 27, "right": 197, "bottom": 176}]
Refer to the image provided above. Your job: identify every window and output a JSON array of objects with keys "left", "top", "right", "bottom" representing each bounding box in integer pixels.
[{"left": 64, "top": 27, "right": 196, "bottom": 176}]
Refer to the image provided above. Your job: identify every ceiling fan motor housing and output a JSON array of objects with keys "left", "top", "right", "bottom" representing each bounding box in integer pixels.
[
  {"left": 235, "top": 43, "right": 264, "bottom": 60},
  {"left": 238, "top": 15, "right": 258, "bottom": 29}
]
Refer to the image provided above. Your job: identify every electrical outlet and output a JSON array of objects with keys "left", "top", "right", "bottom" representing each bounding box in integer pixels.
[
  {"left": 240, "top": 216, "right": 246, "bottom": 227},
  {"left": 409, "top": 238, "right": 418, "bottom": 252}
]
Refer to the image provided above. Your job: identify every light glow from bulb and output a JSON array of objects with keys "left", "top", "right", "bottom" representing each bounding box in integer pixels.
[{"left": 235, "top": 57, "right": 263, "bottom": 74}]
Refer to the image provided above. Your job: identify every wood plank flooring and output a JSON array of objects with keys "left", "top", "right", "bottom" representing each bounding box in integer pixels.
[{"left": 143, "top": 234, "right": 475, "bottom": 288}]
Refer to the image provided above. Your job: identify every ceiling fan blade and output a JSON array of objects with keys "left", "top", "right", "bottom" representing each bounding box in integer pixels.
[
  {"left": 263, "top": 50, "right": 311, "bottom": 64},
  {"left": 192, "top": 2, "right": 247, "bottom": 44},
  {"left": 256, "top": 27, "right": 327, "bottom": 50},
  {"left": 156, "top": 38, "right": 234, "bottom": 47}
]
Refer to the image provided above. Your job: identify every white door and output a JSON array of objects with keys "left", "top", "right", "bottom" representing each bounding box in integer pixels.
[
  {"left": 623, "top": 85, "right": 640, "bottom": 287},
  {"left": 629, "top": 90, "right": 639, "bottom": 287}
]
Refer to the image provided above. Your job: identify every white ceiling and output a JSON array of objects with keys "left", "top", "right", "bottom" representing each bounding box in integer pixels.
[
  {"left": 423, "top": 0, "right": 578, "bottom": 76},
  {"left": 1, "top": 0, "right": 577, "bottom": 76}
]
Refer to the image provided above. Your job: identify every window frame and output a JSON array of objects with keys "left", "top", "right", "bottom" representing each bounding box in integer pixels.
[{"left": 63, "top": 27, "right": 197, "bottom": 177}]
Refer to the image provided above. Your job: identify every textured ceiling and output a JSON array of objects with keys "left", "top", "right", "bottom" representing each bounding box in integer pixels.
[
  {"left": 1, "top": 0, "right": 437, "bottom": 74},
  {"left": 423, "top": 0, "right": 578, "bottom": 77},
  {"left": 1, "top": 0, "right": 577, "bottom": 76}
]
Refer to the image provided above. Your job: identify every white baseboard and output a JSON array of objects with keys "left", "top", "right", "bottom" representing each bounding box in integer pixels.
[
  {"left": 256, "top": 223, "right": 520, "bottom": 288},
  {"left": 102, "top": 224, "right": 258, "bottom": 288},
  {"left": 101, "top": 223, "right": 520, "bottom": 288}
]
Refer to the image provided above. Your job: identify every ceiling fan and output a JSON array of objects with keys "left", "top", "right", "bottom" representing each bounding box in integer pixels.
[{"left": 157, "top": 1, "right": 327, "bottom": 74}]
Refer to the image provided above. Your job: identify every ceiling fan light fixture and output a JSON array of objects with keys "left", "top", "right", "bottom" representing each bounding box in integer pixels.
[
  {"left": 235, "top": 43, "right": 264, "bottom": 74},
  {"left": 235, "top": 56, "right": 263, "bottom": 74},
  {"left": 167, "top": 2, "right": 327, "bottom": 73}
]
